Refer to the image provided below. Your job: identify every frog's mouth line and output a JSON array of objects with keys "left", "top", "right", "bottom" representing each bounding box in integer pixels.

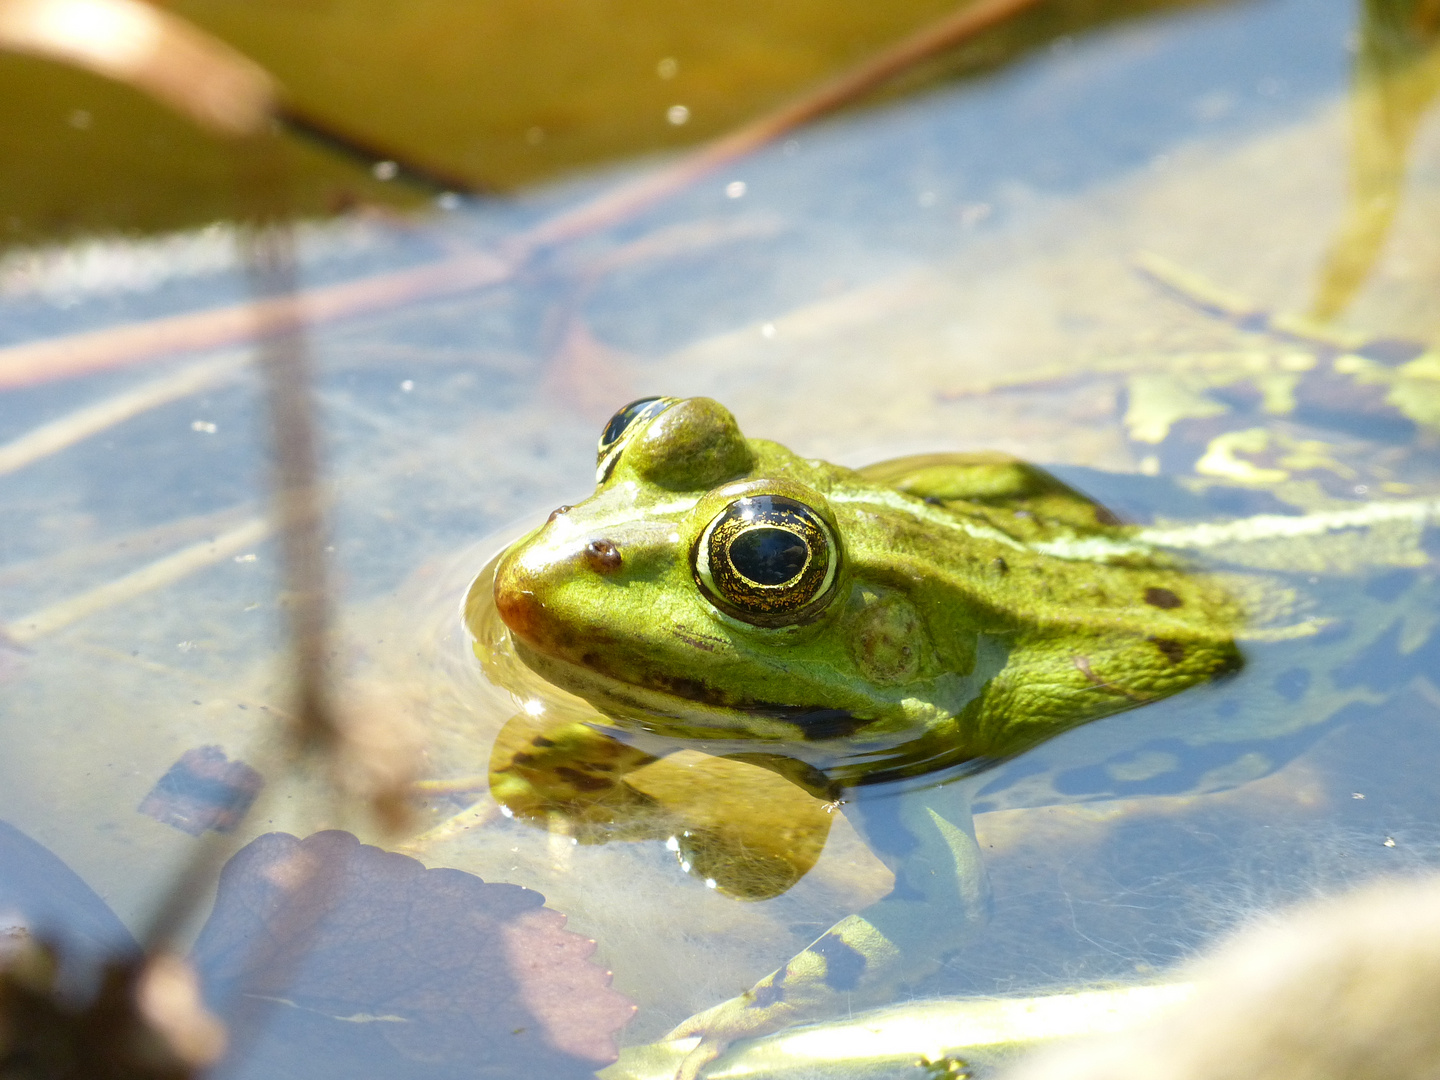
[
  {"left": 510, "top": 636, "right": 1002, "bottom": 791},
  {"left": 491, "top": 621, "right": 1008, "bottom": 790},
  {"left": 510, "top": 636, "right": 872, "bottom": 742}
]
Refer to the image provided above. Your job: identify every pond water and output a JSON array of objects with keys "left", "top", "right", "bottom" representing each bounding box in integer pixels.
[{"left": 2, "top": 0, "right": 1440, "bottom": 1075}]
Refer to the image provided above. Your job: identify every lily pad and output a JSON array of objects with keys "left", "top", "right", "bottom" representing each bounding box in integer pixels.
[{"left": 193, "top": 830, "right": 636, "bottom": 1080}]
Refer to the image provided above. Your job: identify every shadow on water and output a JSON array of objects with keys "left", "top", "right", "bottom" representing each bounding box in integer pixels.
[{"left": 1, "top": 0, "right": 1243, "bottom": 241}]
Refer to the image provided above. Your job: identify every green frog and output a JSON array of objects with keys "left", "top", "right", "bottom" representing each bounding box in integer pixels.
[{"left": 465, "top": 394, "right": 1249, "bottom": 1078}]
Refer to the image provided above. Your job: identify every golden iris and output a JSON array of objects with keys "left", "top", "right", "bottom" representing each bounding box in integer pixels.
[{"left": 693, "top": 495, "right": 839, "bottom": 626}]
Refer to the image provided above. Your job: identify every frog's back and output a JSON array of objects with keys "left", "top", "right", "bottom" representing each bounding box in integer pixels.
[
  {"left": 831, "top": 451, "right": 1246, "bottom": 774},
  {"left": 858, "top": 451, "right": 1128, "bottom": 533}
]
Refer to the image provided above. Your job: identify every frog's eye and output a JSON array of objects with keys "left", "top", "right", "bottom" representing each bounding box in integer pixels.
[
  {"left": 693, "top": 495, "right": 840, "bottom": 627},
  {"left": 597, "top": 397, "right": 677, "bottom": 475}
]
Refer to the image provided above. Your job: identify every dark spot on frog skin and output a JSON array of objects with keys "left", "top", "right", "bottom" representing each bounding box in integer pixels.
[
  {"left": 1209, "top": 650, "right": 1244, "bottom": 680},
  {"left": 992, "top": 556, "right": 1008, "bottom": 574},
  {"left": 924, "top": 495, "right": 944, "bottom": 506},
  {"left": 812, "top": 932, "right": 867, "bottom": 991},
  {"left": 1272, "top": 667, "right": 1311, "bottom": 701},
  {"left": 1149, "top": 637, "right": 1186, "bottom": 664},
  {"left": 547, "top": 505, "right": 572, "bottom": 523},
  {"left": 1144, "top": 586, "right": 1183, "bottom": 609},
  {"left": 628, "top": 664, "right": 867, "bottom": 738},
  {"left": 583, "top": 539, "right": 622, "bottom": 573},
  {"left": 651, "top": 673, "right": 729, "bottom": 705}
]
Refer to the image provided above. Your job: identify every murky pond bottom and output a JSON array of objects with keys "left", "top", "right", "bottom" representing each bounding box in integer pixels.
[{"left": 3, "top": 0, "right": 1440, "bottom": 1075}]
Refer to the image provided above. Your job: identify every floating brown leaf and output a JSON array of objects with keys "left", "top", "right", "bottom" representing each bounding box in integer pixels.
[
  {"left": 138, "top": 747, "right": 264, "bottom": 838},
  {"left": 193, "top": 830, "right": 635, "bottom": 1080}
]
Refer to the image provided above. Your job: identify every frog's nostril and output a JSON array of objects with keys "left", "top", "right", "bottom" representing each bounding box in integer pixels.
[
  {"left": 584, "top": 539, "right": 623, "bottom": 573},
  {"left": 547, "top": 504, "right": 572, "bottom": 524}
]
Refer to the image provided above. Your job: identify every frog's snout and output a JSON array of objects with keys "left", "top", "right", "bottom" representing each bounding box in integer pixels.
[
  {"left": 492, "top": 546, "right": 541, "bottom": 643},
  {"left": 493, "top": 535, "right": 625, "bottom": 649}
]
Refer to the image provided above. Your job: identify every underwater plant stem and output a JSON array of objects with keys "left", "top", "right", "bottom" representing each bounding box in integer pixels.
[
  {"left": 3, "top": 515, "right": 270, "bottom": 643},
  {"left": 1309, "top": 0, "right": 1440, "bottom": 320},
  {"left": 237, "top": 141, "right": 340, "bottom": 760},
  {"left": 0, "top": 250, "right": 515, "bottom": 391},
  {"left": 0, "top": 354, "right": 247, "bottom": 477},
  {"left": 138, "top": 139, "right": 342, "bottom": 954}
]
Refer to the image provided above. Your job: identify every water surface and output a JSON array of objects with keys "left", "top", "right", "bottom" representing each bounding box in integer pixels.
[{"left": 2, "top": 0, "right": 1440, "bottom": 1073}]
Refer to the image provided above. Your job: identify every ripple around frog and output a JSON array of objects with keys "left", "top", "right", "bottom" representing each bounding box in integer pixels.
[{"left": 455, "top": 467, "right": 1440, "bottom": 877}]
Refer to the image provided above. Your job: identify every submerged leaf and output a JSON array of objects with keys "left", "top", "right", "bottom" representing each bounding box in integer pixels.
[
  {"left": 3, "top": 822, "right": 635, "bottom": 1078},
  {"left": 193, "top": 830, "right": 635, "bottom": 1080}
]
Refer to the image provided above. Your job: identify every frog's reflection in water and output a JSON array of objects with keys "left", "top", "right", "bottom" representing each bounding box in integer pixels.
[{"left": 490, "top": 710, "right": 838, "bottom": 900}]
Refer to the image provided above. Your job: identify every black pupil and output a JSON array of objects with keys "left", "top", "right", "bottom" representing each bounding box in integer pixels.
[
  {"left": 600, "top": 397, "right": 665, "bottom": 451},
  {"left": 729, "top": 528, "right": 808, "bottom": 585}
]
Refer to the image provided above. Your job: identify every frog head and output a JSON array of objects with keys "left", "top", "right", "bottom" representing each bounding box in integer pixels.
[
  {"left": 489, "top": 397, "right": 890, "bottom": 739},
  {"left": 480, "top": 396, "right": 1243, "bottom": 784}
]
